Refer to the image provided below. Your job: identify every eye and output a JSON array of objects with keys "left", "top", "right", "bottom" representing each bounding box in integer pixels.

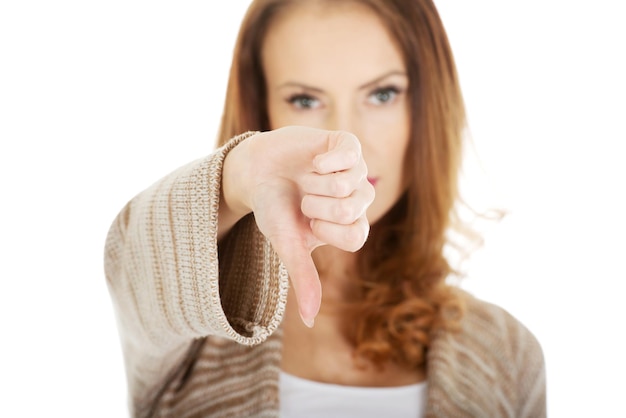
[
  {"left": 287, "top": 94, "right": 321, "bottom": 110},
  {"left": 367, "top": 86, "right": 401, "bottom": 105}
]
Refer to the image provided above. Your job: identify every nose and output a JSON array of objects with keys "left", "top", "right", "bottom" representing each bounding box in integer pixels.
[
  {"left": 325, "top": 104, "right": 372, "bottom": 169},
  {"left": 326, "top": 103, "right": 359, "bottom": 135}
]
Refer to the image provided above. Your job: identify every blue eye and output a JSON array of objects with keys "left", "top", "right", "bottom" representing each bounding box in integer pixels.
[
  {"left": 368, "top": 86, "right": 400, "bottom": 105},
  {"left": 287, "top": 94, "right": 320, "bottom": 110}
]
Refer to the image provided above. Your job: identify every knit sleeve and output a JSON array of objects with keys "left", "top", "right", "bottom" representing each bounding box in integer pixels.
[{"left": 103, "top": 132, "right": 289, "bottom": 409}]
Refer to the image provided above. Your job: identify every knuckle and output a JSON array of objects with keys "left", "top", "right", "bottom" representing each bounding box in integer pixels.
[
  {"left": 343, "top": 225, "right": 366, "bottom": 252},
  {"left": 345, "top": 132, "right": 361, "bottom": 151},
  {"left": 367, "top": 182, "right": 376, "bottom": 203},
  {"left": 346, "top": 150, "right": 359, "bottom": 167},
  {"left": 332, "top": 177, "right": 351, "bottom": 197},
  {"left": 334, "top": 199, "right": 355, "bottom": 224}
]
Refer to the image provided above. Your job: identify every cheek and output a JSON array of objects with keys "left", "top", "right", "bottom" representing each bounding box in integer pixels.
[{"left": 363, "top": 110, "right": 410, "bottom": 165}]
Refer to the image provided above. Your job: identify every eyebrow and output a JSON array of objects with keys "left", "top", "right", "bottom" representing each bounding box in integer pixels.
[
  {"left": 357, "top": 70, "right": 407, "bottom": 90},
  {"left": 276, "top": 70, "right": 407, "bottom": 92}
]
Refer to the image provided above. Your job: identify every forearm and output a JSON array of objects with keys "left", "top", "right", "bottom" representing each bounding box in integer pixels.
[{"left": 104, "top": 132, "right": 286, "bottom": 401}]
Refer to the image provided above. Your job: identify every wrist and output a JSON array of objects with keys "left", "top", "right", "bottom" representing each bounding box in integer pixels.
[{"left": 221, "top": 138, "right": 253, "bottom": 220}]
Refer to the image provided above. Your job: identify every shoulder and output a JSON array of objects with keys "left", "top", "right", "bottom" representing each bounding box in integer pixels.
[
  {"left": 459, "top": 290, "right": 543, "bottom": 360},
  {"left": 426, "top": 290, "right": 546, "bottom": 417},
  {"left": 450, "top": 289, "right": 545, "bottom": 382}
]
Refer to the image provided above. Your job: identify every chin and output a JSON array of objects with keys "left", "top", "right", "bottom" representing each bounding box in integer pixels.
[
  {"left": 367, "top": 191, "right": 406, "bottom": 226},
  {"left": 366, "top": 205, "right": 389, "bottom": 226}
]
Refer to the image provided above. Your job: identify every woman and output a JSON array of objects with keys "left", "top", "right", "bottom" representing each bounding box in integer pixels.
[{"left": 105, "top": 0, "right": 546, "bottom": 416}]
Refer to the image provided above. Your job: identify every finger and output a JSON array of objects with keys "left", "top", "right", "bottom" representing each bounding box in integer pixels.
[
  {"left": 300, "top": 166, "right": 365, "bottom": 198},
  {"left": 301, "top": 186, "right": 373, "bottom": 225},
  {"left": 271, "top": 234, "right": 322, "bottom": 327},
  {"left": 310, "top": 215, "right": 370, "bottom": 253},
  {"left": 313, "top": 131, "right": 362, "bottom": 174}
]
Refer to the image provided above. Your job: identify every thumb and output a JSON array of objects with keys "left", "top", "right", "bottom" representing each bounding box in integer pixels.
[{"left": 273, "top": 235, "right": 321, "bottom": 328}]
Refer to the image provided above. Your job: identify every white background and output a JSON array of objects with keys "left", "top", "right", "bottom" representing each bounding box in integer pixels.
[{"left": 1, "top": 1, "right": 624, "bottom": 416}]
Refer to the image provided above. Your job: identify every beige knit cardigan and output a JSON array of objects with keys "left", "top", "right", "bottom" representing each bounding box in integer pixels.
[{"left": 105, "top": 133, "right": 546, "bottom": 417}]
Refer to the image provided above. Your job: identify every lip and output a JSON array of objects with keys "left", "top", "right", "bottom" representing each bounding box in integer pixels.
[{"left": 367, "top": 177, "right": 379, "bottom": 186}]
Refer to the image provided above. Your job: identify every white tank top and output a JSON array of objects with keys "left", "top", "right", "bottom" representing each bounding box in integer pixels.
[{"left": 279, "top": 371, "right": 427, "bottom": 418}]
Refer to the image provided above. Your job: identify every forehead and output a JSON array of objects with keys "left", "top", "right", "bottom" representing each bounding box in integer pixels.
[{"left": 261, "top": 1, "right": 405, "bottom": 87}]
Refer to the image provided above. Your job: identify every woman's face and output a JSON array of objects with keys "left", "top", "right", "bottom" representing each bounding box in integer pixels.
[{"left": 262, "top": 2, "right": 410, "bottom": 224}]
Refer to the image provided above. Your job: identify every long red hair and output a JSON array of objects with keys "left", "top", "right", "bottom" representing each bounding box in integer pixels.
[{"left": 218, "top": 0, "right": 472, "bottom": 371}]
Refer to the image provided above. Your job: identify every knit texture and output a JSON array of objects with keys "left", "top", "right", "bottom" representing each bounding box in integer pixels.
[{"left": 105, "top": 133, "right": 546, "bottom": 417}]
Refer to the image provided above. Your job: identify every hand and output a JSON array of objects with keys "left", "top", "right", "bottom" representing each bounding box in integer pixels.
[{"left": 223, "top": 126, "right": 374, "bottom": 327}]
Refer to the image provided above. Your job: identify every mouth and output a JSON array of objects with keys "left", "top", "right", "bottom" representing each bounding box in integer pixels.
[{"left": 367, "top": 177, "right": 379, "bottom": 186}]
